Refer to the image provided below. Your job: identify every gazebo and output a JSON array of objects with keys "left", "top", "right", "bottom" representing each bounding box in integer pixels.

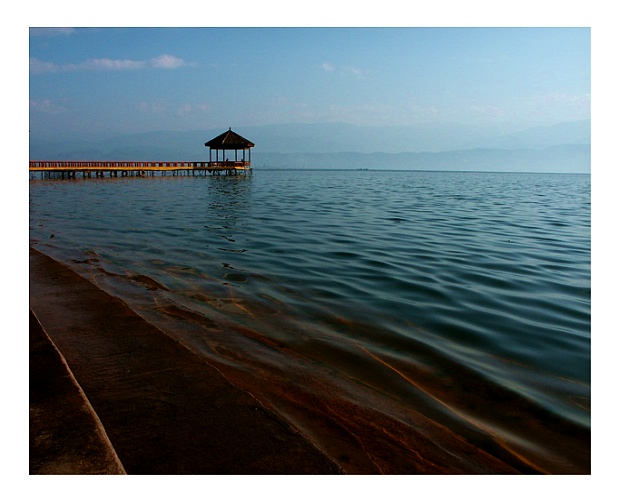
[{"left": 204, "top": 128, "right": 255, "bottom": 172}]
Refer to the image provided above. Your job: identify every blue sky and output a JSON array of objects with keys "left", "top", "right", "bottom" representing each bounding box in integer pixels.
[{"left": 29, "top": 26, "right": 590, "bottom": 140}]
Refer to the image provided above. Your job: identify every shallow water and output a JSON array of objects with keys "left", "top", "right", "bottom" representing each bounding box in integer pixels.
[{"left": 29, "top": 169, "right": 590, "bottom": 473}]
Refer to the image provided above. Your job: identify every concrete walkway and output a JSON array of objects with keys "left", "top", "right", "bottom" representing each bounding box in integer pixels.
[
  {"left": 29, "top": 247, "right": 341, "bottom": 475},
  {"left": 30, "top": 309, "right": 125, "bottom": 474}
]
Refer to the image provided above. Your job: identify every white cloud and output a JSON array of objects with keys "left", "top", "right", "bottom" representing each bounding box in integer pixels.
[
  {"left": 29, "top": 58, "right": 60, "bottom": 74},
  {"left": 29, "top": 99, "right": 67, "bottom": 114},
  {"left": 30, "top": 54, "right": 190, "bottom": 74},
  {"left": 177, "top": 103, "right": 212, "bottom": 117},
  {"left": 544, "top": 92, "right": 591, "bottom": 106},
  {"left": 138, "top": 101, "right": 166, "bottom": 114},
  {"left": 321, "top": 62, "right": 364, "bottom": 78},
  {"left": 84, "top": 58, "right": 146, "bottom": 71},
  {"left": 405, "top": 103, "right": 439, "bottom": 120},
  {"left": 152, "top": 54, "right": 187, "bottom": 69},
  {"left": 470, "top": 104, "right": 506, "bottom": 120},
  {"left": 342, "top": 66, "right": 364, "bottom": 78},
  {"left": 467, "top": 92, "right": 591, "bottom": 124},
  {"left": 30, "top": 28, "right": 76, "bottom": 37},
  {"left": 177, "top": 104, "right": 193, "bottom": 117}
]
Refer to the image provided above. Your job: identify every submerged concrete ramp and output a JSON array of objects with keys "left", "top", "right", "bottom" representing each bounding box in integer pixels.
[
  {"left": 29, "top": 247, "right": 340, "bottom": 475},
  {"left": 30, "top": 309, "right": 126, "bottom": 474}
]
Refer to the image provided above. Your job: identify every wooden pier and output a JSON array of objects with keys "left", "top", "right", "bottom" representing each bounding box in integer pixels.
[
  {"left": 29, "top": 160, "right": 252, "bottom": 179},
  {"left": 30, "top": 128, "right": 256, "bottom": 180}
]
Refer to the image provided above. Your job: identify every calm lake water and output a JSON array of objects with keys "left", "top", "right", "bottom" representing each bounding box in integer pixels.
[{"left": 29, "top": 169, "right": 590, "bottom": 473}]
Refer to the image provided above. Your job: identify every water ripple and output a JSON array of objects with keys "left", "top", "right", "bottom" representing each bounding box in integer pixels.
[{"left": 30, "top": 170, "right": 590, "bottom": 473}]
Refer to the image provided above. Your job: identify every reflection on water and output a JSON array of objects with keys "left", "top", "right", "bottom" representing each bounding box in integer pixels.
[{"left": 29, "top": 170, "right": 590, "bottom": 473}]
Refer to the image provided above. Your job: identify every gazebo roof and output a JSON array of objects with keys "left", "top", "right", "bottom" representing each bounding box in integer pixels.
[{"left": 204, "top": 128, "right": 255, "bottom": 149}]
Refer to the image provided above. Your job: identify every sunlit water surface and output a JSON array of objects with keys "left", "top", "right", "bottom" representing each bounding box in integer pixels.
[{"left": 30, "top": 169, "right": 590, "bottom": 473}]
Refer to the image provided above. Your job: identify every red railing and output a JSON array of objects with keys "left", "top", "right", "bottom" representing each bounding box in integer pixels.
[{"left": 29, "top": 160, "right": 251, "bottom": 170}]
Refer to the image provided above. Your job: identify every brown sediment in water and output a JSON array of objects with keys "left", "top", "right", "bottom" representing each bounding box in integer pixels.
[
  {"left": 29, "top": 247, "right": 340, "bottom": 475},
  {"left": 30, "top": 246, "right": 556, "bottom": 474}
]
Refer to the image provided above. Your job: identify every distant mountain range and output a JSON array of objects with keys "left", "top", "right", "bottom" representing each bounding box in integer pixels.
[
  {"left": 252, "top": 145, "right": 590, "bottom": 173},
  {"left": 29, "top": 120, "right": 590, "bottom": 173}
]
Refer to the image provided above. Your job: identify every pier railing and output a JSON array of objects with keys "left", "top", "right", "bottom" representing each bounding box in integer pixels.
[
  {"left": 205, "top": 161, "right": 251, "bottom": 168},
  {"left": 29, "top": 160, "right": 251, "bottom": 178}
]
